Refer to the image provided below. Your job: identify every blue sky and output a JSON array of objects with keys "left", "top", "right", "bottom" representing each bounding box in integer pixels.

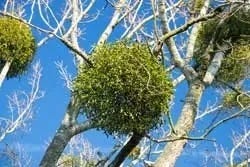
[{"left": 0, "top": 1, "right": 249, "bottom": 167}]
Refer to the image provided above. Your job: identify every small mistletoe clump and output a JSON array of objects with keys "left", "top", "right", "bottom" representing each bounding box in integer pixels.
[
  {"left": 216, "top": 40, "right": 250, "bottom": 83},
  {"left": 194, "top": 7, "right": 250, "bottom": 84},
  {"left": 223, "top": 91, "right": 250, "bottom": 109},
  {"left": 73, "top": 41, "right": 173, "bottom": 135},
  {"left": 0, "top": 17, "right": 36, "bottom": 78},
  {"left": 58, "top": 155, "right": 95, "bottom": 167},
  {"left": 128, "top": 146, "right": 141, "bottom": 160},
  {"left": 193, "top": 0, "right": 205, "bottom": 13}
]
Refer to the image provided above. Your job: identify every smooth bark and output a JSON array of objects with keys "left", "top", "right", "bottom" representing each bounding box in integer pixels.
[
  {"left": 154, "top": 80, "right": 205, "bottom": 167},
  {"left": 0, "top": 61, "right": 11, "bottom": 88},
  {"left": 39, "top": 125, "right": 74, "bottom": 167},
  {"left": 39, "top": 120, "right": 92, "bottom": 167},
  {"left": 203, "top": 44, "right": 229, "bottom": 84},
  {"left": 39, "top": 98, "right": 93, "bottom": 167},
  {"left": 108, "top": 133, "right": 143, "bottom": 167}
]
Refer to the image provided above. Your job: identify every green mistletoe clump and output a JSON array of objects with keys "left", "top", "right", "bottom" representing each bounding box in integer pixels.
[
  {"left": 73, "top": 41, "right": 173, "bottom": 135},
  {"left": 0, "top": 17, "right": 36, "bottom": 78},
  {"left": 223, "top": 91, "right": 250, "bottom": 109},
  {"left": 194, "top": 7, "right": 250, "bottom": 84},
  {"left": 58, "top": 155, "right": 95, "bottom": 167}
]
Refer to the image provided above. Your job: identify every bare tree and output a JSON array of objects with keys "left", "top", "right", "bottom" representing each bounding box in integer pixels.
[
  {"left": 0, "top": 62, "right": 43, "bottom": 142},
  {"left": 200, "top": 122, "right": 250, "bottom": 167},
  {"left": 0, "top": 143, "right": 32, "bottom": 167},
  {"left": 0, "top": 62, "right": 43, "bottom": 166},
  {"left": 0, "top": 0, "right": 249, "bottom": 167},
  {"left": 57, "top": 134, "right": 100, "bottom": 167},
  {"left": 230, "top": 124, "right": 250, "bottom": 167}
]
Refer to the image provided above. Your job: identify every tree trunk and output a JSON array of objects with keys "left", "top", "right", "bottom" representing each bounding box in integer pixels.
[
  {"left": 0, "top": 61, "right": 12, "bottom": 88},
  {"left": 39, "top": 97, "right": 93, "bottom": 167},
  {"left": 39, "top": 120, "right": 93, "bottom": 167},
  {"left": 154, "top": 80, "right": 205, "bottom": 167},
  {"left": 108, "top": 133, "right": 143, "bottom": 167},
  {"left": 39, "top": 125, "right": 73, "bottom": 167}
]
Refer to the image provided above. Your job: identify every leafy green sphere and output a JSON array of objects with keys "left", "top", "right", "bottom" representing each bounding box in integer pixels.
[
  {"left": 194, "top": 8, "right": 250, "bottom": 84},
  {"left": 73, "top": 41, "right": 173, "bottom": 135},
  {"left": 0, "top": 17, "right": 36, "bottom": 78}
]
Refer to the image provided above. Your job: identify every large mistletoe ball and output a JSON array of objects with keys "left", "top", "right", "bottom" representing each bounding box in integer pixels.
[
  {"left": 0, "top": 17, "right": 36, "bottom": 78},
  {"left": 74, "top": 41, "right": 173, "bottom": 135}
]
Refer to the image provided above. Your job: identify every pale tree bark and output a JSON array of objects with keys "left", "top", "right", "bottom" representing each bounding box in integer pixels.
[
  {"left": 69, "top": 0, "right": 86, "bottom": 65},
  {"left": 0, "top": 0, "right": 12, "bottom": 86},
  {"left": 97, "top": 0, "right": 126, "bottom": 45},
  {"left": 0, "top": 61, "right": 12, "bottom": 88},
  {"left": 39, "top": 124, "right": 92, "bottom": 167},
  {"left": 185, "top": 0, "right": 211, "bottom": 62},
  {"left": 152, "top": 0, "right": 211, "bottom": 166},
  {"left": 153, "top": 1, "right": 244, "bottom": 165},
  {"left": 203, "top": 49, "right": 225, "bottom": 84},
  {"left": 154, "top": 80, "right": 205, "bottom": 167},
  {"left": 39, "top": 126, "right": 73, "bottom": 167},
  {"left": 39, "top": 121, "right": 93, "bottom": 167},
  {"left": 39, "top": 98, "right": 93, "bottom": 167}
]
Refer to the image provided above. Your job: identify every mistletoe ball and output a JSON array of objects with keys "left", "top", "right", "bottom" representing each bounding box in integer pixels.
[
  {"left": 0, "top": 17, "right": 36, "bottom": 78},
  {"left": 74, "top": 41, "right": 173, "bottom": 135}
]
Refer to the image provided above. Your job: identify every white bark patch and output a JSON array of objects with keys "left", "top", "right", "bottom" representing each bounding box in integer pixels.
[
  {"left": 203, "top": 51, "right": 224, "bottom": 84},
  {"left": 0, "top": 61, "right": 12, "bottom": 88}
]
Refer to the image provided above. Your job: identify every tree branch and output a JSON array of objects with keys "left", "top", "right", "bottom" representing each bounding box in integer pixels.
[
  {"left": 107, "top": 133, "right": 143, "bottom": 167},
  {"left": 0, "top": 12, "right": 93, "bottom": 66}
]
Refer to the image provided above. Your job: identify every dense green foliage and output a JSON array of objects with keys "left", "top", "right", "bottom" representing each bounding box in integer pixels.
[
  {"left": 0, "top": 17, "right": 36, "bottom": 78},
  {"left": 74, "top": 41, "right": 173, "bottom": 135},
  {"left": 194, "top": 7, "right": 250, "bottom": 83},
  {"left": 216, "top": 40, "right": 250, "bottom": 83}
]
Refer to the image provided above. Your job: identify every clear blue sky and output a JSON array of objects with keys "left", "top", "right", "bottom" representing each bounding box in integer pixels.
[{"left": 0, "top": 1, "right": 249, "bottom": 167}]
